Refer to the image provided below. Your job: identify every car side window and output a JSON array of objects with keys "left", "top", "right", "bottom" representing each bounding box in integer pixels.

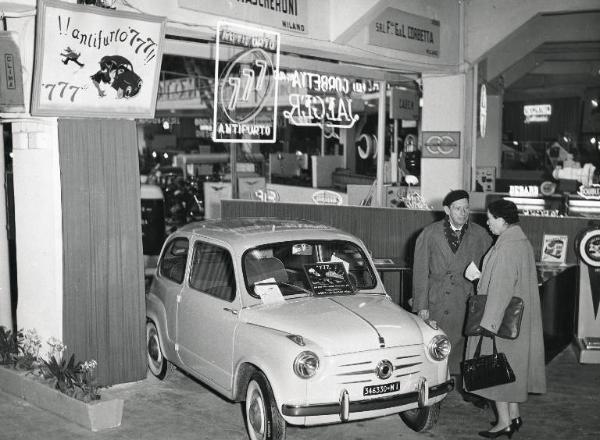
[
  {"left": 159, "top": 237, "right": 189, "bottom": 284},
  {"left": 189, "top": 241, "right": 236, "bottom": 302}
]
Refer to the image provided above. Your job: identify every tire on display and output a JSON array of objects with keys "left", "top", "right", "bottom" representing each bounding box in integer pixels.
[
  {"left": 146, "top": 321, "right": 173, "bottom": 380},
  {"left": 244, "top": 371, "right": 286, "bottom": 440},
  {"left": 400, "top": 402, "right": 441, "bottom": 432}
]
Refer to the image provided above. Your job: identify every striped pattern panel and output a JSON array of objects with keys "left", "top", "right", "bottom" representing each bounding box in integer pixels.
[{"left": 58, "top": 119, "right": 146, "bottom": 385}]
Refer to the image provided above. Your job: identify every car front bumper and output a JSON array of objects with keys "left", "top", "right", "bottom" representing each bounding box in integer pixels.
[{"left": 281, "top": 378, "right": 454, "bottom": 419}]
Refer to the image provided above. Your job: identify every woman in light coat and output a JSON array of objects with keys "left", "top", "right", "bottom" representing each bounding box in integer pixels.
[{"left": 465, "top": 200, "right": 546, "bottom": 438}]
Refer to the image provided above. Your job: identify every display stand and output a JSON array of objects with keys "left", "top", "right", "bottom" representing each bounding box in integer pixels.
[{"left": 574, "top": 228, "right": 600, "bottom": 363}]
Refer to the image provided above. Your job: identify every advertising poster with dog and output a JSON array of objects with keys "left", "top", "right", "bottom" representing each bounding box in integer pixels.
[{"left": 32, "top": 0, "right": 165, "bottom": 118}]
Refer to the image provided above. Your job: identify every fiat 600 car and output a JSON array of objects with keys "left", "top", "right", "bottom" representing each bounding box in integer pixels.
[{"left": 146, "top": 218, "right": 453, "bottom": 440}]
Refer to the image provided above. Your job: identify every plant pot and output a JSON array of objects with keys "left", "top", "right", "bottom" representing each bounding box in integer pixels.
[{"left": 0, "top": 366, "right": 123, "bottom": 431}]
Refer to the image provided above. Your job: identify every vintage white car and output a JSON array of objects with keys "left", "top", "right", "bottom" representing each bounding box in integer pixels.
[{"left": 146, "top": 218, "right": 453, "bottom": 440}]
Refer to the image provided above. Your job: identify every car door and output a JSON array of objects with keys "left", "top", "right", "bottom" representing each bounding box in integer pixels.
[
  {"left": 154, "top": 236, "right": 189, "bottom": 345},
  {"left": 177, "top": 239, "right": 240, "bottom": 392}
]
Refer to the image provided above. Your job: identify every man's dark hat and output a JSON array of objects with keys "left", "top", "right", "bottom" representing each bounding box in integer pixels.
[{"left": 443, "top": 189, "right": 469, "bottom": 207}]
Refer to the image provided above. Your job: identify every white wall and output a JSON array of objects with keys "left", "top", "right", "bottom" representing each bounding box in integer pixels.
[
  {"left": 3, "top": 5, "right": 63, "bottom": 344},
  {"left": 421, "top": 74, "right": 466, "bottom": 209}
]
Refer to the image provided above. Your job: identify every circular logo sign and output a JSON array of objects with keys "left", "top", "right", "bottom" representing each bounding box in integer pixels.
[
  {"left": 218, "top": 48, "right": 274, "bottom": 124},
  {"left": 578, "top": 229, "right": 600, "bottom": 267}
]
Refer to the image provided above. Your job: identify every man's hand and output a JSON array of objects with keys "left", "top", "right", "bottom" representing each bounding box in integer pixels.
[{"left": 417, "top": 309, "right": 430, "bottom": 320}]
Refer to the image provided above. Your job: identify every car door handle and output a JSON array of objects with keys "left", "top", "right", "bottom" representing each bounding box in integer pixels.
[{"left": 223, "top": 307, "right": 238, "bottom": 315}]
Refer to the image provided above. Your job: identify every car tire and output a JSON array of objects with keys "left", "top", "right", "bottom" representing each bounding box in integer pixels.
[
  {"left": 399, "top": 402, "right": 441, "bottom": 432},
  {"left": 244, "top": 371, "right": 286, "bottom": 440},
  {"left": 146, "top": 321, "right": 173, "bottom": 380}
]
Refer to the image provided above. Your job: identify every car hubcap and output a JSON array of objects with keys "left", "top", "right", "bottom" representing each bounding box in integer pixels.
[{"left": 248, "top": 387, "right": 265, "bottom": 435}]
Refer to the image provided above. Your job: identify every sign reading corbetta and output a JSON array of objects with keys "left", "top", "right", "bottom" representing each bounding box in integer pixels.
[
  {"left": 213, "top": 22, "right": 280, "bottom": 143},
  {"left": 368, "top": 8, "right": 440, "bottom": 57}
]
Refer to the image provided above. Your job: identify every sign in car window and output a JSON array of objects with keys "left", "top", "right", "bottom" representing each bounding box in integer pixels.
[
  {"left": 303, "top": 262, "right": 354, "bottom": 296},
  {"left": 213, "top": 22, "right": 280, "bottom": 143}
]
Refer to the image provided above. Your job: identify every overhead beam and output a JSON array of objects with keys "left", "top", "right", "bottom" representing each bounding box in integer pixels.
[{"left": 484, "top": 11, "right": 600, "bottom": 82}]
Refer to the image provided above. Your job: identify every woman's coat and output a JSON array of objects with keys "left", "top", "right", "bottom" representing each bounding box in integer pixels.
[
  {"left": 412, "top": 220, "right": 492, "bottom": 373},
  {"left": 465, "top": 225, "right": 547, "bottom": 402}
]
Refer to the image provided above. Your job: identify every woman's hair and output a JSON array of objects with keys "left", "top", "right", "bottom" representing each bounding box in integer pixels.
[{"left": 487, "top": 199, "right": 519, "bottom": 224}]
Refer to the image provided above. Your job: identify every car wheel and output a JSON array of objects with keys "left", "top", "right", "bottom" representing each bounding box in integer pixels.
[
  {"left": 146, "top": 321, "right": 173, "bottom": 380},
  {"left": 399, "top": 402, "right": 441, "bottom": 432},
  {"left": 244, "top": 372, "right": 286, "bottom": 440}
]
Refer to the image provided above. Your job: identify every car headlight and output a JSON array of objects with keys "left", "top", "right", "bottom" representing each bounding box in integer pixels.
[
  {"left": 428, "top": 334, "right": 451, "bottom": 361},
  {"left": 293, "top": 351, "right": 319, "bottom": 379}
]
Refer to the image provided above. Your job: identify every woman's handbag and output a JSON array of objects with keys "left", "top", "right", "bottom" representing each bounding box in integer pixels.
[
  {"left": 464, "top": 295, "right": 524, "bottom": 339},
  {"left": 461, "top": 335, "right": 516, "bottom": 392}
]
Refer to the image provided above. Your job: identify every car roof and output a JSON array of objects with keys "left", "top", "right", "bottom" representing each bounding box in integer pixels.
[{"left": 176, "top": 217, "right": 359, "bottom": 250}]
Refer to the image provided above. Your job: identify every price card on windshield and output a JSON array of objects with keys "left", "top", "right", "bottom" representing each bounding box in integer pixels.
[{"left": 303, "top": 262, "right": 354, "bottom": 296}]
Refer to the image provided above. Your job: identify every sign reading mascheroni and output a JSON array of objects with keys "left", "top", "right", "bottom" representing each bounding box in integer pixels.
[
  {"left": 179, "top": 0, "right": 308, "bottom": 33},
  {"left": 368, "top": 7, "right": 440, "bottom": 57}
]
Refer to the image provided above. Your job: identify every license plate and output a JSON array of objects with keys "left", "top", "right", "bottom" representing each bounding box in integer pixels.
[{"left": 363, "top": 381, "right": 400, "bottom": 396}]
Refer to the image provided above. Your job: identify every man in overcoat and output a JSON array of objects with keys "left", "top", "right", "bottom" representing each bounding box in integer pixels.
[{"left": 412, "top": 190, "right": 492, "bottom": 377}]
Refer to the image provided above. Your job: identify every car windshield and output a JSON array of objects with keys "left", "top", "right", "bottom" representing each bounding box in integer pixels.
[{"left": 243, "top": 240, "right": 377, "bottom": 298}]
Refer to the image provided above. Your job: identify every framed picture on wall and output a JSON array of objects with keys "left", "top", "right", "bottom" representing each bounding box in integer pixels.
[
  {"left": 541, "top": 234, "right": 568, "bottom": 265},
  {"left": 31, "top": 0, "right": 165, "bottom": 118}
]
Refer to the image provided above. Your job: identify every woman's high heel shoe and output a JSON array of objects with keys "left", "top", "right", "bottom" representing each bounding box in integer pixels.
[
  {"left": 511, "top": 417, "right": 523, "bottom": 431},
  {"left": 478, "top": 425, "right": 515, "bottom": 439}
]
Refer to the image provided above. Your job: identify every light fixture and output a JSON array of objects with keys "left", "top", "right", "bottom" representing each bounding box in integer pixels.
[
  {"left": 591, "top": 137, "right": 597, "bottom": 145},
  {"left": 513, "top": 140, "right": 518, "bottom": 146},
  {"left": 151, "top": 151, "right": 157, "bottom": 158},
  {"left": 163, "top": 152, "right": 169, "bottom": 159},
  {"left": 162, "top": 120, "right": 170, "bottom": 130},
  {"left": 592, "top": 99, "right": 599, "bottom": 108}
]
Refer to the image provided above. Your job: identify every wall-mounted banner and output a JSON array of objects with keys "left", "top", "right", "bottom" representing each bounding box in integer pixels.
[
  {"left": 368, "top": 8, "right": 440, "bottom": 57},
  {"left": 421, "top": 131, "right": 460, "bottom": 158},
  {"left": 213, "top": 22, "right": 280, "bottom": 143},
  {"left": 0, "top": 32, "right": 25, "bottom": 112},
  {"left": 31, "top": 0, "right": 165, "bottom": 118},
  {"left": 179, "top": 0, "right": 308, "bottom": 34}
]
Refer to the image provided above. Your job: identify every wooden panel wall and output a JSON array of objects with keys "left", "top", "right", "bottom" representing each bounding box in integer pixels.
[
  {"left": 58, "top": 119, "right": 146, "bottom": 385},
  {"left": 223, "top": 200, "right": 591, "bottom": 268}
]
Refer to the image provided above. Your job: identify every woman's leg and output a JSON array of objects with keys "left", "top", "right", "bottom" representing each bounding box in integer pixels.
[
  {"left": 508, "top": 402, "right": 520, "bottom": 420},
  {"left": 491, "top": 401, "right": 511, "bottom": 431}
]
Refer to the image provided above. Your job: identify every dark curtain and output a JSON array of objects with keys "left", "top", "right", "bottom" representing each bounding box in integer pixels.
[{"left": 58, "top": 119, "right": 146, "bottom": 385}]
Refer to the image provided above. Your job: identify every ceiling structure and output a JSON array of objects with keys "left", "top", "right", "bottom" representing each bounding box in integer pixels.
[{"left": 481, "top": 10, "right": 600, "bottom": 102}]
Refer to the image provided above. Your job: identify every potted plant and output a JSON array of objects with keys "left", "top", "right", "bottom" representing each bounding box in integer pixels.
[{"left": 0, "top": 326, "right": 123, "bottom": 431}]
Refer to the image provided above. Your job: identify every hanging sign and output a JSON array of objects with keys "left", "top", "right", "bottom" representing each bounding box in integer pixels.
[
  {"left": 31, "top": 0, "right": 165, "bottom": 118},
  {"left": 213, "top": 22, "right": 280, "bottom": 143},
  {"left": 523, "top": 104, "right": 552, "bottom": 124},
  {"left": 368, "top": 8, "right": 440, "bottom": 57},
  {"left": 389, "top": 87, "right": 419, "bottom": 120},
  {"left": 0, "top": 32, "right": 25, "bottom": 112}
]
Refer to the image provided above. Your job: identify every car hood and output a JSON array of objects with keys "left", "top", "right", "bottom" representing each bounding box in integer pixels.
[{"left": 242, "top": 295, "right": 423, "bottom": 355}]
